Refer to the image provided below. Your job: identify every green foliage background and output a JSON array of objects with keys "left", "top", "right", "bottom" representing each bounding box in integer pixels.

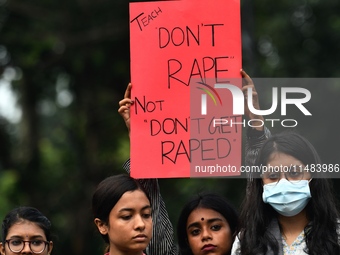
[{"left": 0, "top": 0, "right": 339, "bottom": 254}]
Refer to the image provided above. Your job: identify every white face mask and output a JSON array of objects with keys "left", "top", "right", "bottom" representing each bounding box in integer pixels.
[{"left": 262, "top": 179, "right": 312, "bottom": 217}]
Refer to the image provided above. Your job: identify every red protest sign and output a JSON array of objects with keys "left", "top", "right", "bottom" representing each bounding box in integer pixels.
[{"left": 129, "top": 0, "right": 242, "bottom": 178}]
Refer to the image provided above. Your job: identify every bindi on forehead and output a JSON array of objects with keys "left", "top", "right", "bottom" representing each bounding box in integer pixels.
[{"left": 201, "top": 218, "right": 204, "bottom": 221}]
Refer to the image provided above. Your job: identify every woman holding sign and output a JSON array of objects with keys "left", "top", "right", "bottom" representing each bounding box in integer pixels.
[
  {"left": 231, "top": 132, "right": 340, "bottom": 255},
  {"left": 118, "top": 70, "right": 269, "bottom": 255}
]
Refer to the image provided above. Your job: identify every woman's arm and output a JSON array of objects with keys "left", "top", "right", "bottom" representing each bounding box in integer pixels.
[{"left": 123, "top": 159, "right": 178, "bottom": 255}]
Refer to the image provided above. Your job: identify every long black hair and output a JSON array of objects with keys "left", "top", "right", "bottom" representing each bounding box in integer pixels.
[
  {"left": 238, "top": 132, "right": 340, "bottom": 255},
  {"left": 177, "top": 192, "right": 239, "bottom": 255}
]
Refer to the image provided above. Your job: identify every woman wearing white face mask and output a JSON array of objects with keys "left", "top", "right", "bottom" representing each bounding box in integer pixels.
[{"left": 231, "top": 132, "right": 340, "bottom": 255}]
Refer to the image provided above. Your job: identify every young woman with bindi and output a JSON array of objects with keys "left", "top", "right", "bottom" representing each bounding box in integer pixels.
[
  {"left": 231, "top": 132, "right": 340, "bottom": 255},
  {"left": 0, "top": 206, "right": 53, "bottom": 255},
  {"left": 177, "top": 193, "right": 238, "bottom": 255}
]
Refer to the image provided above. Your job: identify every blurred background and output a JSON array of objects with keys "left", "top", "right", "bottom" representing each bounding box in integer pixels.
[{"left": 0, "top": 0, "right": 340, "bottom": 254}]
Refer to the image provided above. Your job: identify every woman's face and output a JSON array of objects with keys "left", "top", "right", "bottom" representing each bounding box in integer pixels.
[
  {"left": 186, "top": 208, "right": 232, "bottom": 255},
  {"left": 262, "top": 152, "right": 311, "bottom": 184},
  {"left": 95, "top": 189, "right": 152, "bottom": 255},
  {"left": 0, "top": 220, "right": 53, "bottom": 255}
]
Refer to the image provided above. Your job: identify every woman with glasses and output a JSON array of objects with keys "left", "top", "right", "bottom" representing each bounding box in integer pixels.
[
  {"left": 0, "top": 206, "right": 53, "bottom": 255},
  {"left": 231, "top": 132, "right": 340, "bottom": 255}
]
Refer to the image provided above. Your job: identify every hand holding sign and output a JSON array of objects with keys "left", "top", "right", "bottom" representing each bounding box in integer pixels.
[
  {"left": 241, "top": 70, "right": 264, "bottom": 131},
  {"left": 118, "top": 83, "right": 133, "bottom": 135}
]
